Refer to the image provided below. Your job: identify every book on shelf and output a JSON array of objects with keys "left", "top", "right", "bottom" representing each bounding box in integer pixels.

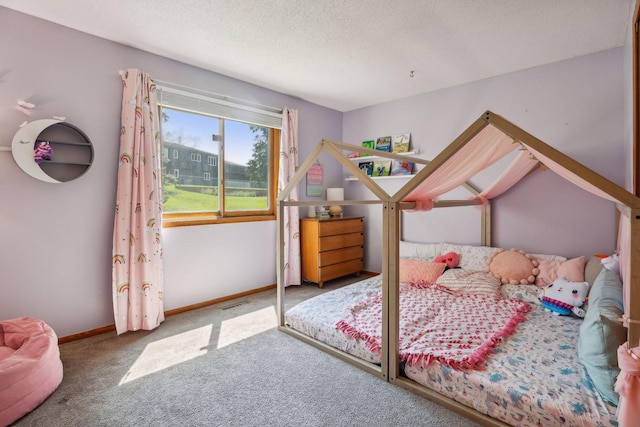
[
  {"left": 372, "top": 160, "right": 392, "bottom": 177},
  {"left": 375, "top": 136, "right": 392, "bottom": 152},
  {"left": 358, "top": 161, "right": 374, "bottom": 176},
  {"left": 393, "top": 133, "right": 411, "bottom": 153},
  {"left": 390, "top": 160, "right": 413, "bottom": 176},
  {"left": 360, "top": 140, "right": 374, "bottom": 156}
]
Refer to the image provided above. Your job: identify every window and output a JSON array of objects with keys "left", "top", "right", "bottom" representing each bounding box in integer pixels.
[
  {"left": 158, "top": 87, "right": 282, "bottom": 227},
  {"left": 173, "top": 150, "right": 179, "bottom": 159}
]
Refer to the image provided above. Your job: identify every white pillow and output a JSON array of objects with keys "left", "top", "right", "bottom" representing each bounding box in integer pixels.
[
  {"left": 530, "top": 253, "right": 567, "bottom": 263},
  {"left": 399, "top": 241, "right": 442, "bottom": 260},
  {"left": 440, "top": 243, "right": 501, "bottom": 271}
]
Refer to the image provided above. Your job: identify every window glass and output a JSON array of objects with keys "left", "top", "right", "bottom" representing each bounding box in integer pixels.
[{"left": 160, "top": 107, "right": 277, "bottom": 225}]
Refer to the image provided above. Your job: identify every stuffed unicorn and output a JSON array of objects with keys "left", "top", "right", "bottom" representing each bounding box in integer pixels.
[{"left": 33, "top": 141, "right": 53, "bottom": 164}]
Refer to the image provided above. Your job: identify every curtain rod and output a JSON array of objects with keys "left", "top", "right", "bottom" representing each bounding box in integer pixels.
[{"left": 151, "top": 77, "right": 283, "bottom": 115}]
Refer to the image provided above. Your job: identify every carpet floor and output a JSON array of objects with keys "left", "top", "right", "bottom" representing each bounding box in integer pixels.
[{"left": 12, "top": 278, "right": 481, "bottom": 427}]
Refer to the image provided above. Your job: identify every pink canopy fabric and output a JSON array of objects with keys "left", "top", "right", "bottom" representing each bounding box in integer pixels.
[
  {"left": 523, "top": 144, "right": 621, "bottom": 204},
  {"left": 618, "top": 215, "right": 631, "bottom": 324},
  {"left": 403, "top": 125, "right": 517, "bottom": 203},
  {"left": 475, "top": 150, "right": 539, "bottom": 202}
]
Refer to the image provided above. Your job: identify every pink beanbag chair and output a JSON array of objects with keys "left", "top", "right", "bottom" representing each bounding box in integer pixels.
[{"left": 0, "top": 317, "right": 63, "bottom": 426}]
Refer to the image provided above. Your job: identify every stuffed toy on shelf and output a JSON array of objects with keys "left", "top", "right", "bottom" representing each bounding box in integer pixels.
[{"left": 33, "top": 141, "right": 53, "bottom": 164}]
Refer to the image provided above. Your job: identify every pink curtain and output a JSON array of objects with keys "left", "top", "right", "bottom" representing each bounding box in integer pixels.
[
  {"left": 279, "top": 108, "right": 301, "bottom": 286},
  {"left": 112, "top": 69, "right": 164, "bottom": 335}
]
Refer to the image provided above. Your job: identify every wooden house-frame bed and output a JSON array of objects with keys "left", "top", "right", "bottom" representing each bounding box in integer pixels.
[{"left": 276, "top": 111, "right": 640, "bottom": 426}]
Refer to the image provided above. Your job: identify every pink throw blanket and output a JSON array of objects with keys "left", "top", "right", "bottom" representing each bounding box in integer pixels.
[{"left": 336, "top": 284, "right": 530, "bottom": 370}]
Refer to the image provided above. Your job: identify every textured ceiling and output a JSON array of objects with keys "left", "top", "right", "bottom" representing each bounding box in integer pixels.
[{"left": 0, "top": 0, "right": 635, "bottom": 112}]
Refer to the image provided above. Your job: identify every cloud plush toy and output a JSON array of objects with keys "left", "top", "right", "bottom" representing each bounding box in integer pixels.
[{"left": 540, "top": 276, "right": 589, "bottom": 317}]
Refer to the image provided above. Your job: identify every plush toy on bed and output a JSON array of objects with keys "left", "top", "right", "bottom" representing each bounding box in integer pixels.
[
  {"left": 434, "top": 252, "right": 459, "bottom": 270},
  {"left": 601, "top": 254, "right": 620, "bottom": 276},
  {"left": 540, "top": 276, "right": 589, "bottom": 317}
]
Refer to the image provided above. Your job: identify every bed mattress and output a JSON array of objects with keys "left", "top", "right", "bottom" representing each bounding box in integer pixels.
[{"left": 284, "top": 275, "right": 617, "bottom": 427}]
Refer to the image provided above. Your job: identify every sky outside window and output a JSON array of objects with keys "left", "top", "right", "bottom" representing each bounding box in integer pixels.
[{"left": 161, "top": 108, "right": 256, "bottom": 165}]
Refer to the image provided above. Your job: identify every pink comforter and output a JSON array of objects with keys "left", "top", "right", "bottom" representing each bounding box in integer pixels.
[{"left": 0, "top": 317, "right": 63, "bottom": 426}]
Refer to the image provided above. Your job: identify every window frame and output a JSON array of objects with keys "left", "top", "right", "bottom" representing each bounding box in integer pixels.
[{"left": 160, "top": 107, "right": 280, "bottom": 228}]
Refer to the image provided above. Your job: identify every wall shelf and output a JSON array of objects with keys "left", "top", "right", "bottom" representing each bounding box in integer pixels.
[
  {"left": 348, "top": 151, "right": 418, "bottom": 163},
  {"left": 345, "top": 174, "right": 414, "bottom": 181},
  {"left": 11, "top": 119, "right": 93, "bottom": 183},
  {"left": 346, "top": 151, "right": 418, "bottom": 181}
]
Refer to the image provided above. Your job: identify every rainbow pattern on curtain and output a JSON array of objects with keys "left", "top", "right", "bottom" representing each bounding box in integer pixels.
[{"left": 112, "top": 69, "right": 164, "bottom": 335}]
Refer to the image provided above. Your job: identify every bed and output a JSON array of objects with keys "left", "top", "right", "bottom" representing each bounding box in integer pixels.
[
  {"left": 276, "top": 111, "right": 640, "bottom": 427},
  {"left": 285, "top": 242, "right": 621, "bottom": 426}
]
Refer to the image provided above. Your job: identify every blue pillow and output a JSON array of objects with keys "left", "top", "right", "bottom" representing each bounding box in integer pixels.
[{"left": 577, "top": 268, "right": 626, "bottom": 405}]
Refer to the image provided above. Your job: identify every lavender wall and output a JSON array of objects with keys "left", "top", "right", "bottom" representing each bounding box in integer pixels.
[
  {"left": 343, "top": 48, "right": 627, "bottom": 273},
  {"left": 0, "top": 7, "right": 631, "bottom": 338},
  {"left": 0, "top": 8, "right": 343, "bottom": 337}
]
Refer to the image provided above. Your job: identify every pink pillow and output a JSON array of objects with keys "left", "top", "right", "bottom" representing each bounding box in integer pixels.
[
  {"left": 535, "top": 256, "right": 586, "bottom": 287},
  {"left": 399, "top": 259, "right": 446, "bottom": 288}
]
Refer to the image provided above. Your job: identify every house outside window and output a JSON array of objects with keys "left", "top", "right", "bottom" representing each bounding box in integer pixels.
[{"left": 158, "top": 88, "right": 282, "bottom": 227}]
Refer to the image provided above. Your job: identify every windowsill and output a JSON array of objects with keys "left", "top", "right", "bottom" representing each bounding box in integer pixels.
[{"left": 162, "top": 214, "right": 276, "bottom": 228}]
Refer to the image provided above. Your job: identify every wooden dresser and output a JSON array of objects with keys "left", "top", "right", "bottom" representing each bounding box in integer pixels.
[{"left": 300, "top": 217, "right": 364, "bottom": 288}]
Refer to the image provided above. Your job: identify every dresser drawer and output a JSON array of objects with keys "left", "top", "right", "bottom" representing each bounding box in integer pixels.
[
  {"left": 318, "top": 245, "right": 363, "bottom": 267},
  {"left": 318, "top": 218, "right": 363, "bottom": 237},
  {"left": 318, "top": 232, "right": 363, "bottom": 252},
  {"left": 319, "top": 259, "right": 364, "bottom": 283}
]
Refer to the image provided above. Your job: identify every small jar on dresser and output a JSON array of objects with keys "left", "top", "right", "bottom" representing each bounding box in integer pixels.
[{"left": 300, "top": 216, "right": 364, "bottom": 288}]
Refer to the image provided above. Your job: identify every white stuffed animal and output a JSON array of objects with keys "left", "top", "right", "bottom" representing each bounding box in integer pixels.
[
  {"left": 540, "top": 277, "right": 589, "bottom": 317},
  {"left": 601, "top": 254, "right": 620, "bottom": 276}
]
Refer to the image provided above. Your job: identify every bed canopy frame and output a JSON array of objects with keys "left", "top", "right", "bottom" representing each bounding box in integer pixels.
[{"left": 276, "top": 110, "right": 640, "bottom": 426}]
